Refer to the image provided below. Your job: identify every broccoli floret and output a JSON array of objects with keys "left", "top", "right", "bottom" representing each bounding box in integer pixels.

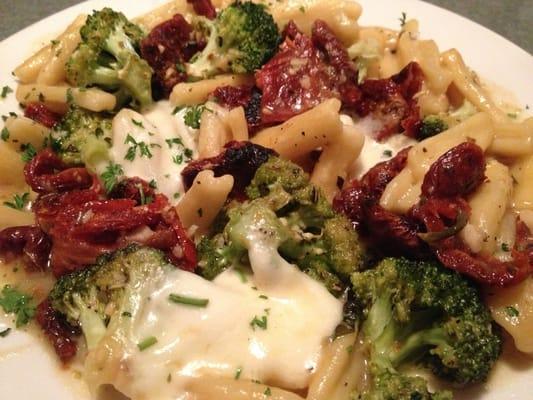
[
  {"left": 351, "top": 257, "right": 502, "bottom": 399},
  {"left": 187, "top": 1, "right": 280, "bottom": 78},
  {"left": 49, "top": 245, "right": 173, "bottom": 349},
  {"left": 66, "top": 8, "right": 153, "bottom": 108},
  {"left": 197, "top": 234, "right": 246, "bottom": 280},
  {"left": 52, "top": 106, "right": 111, "bottom": 169},
  {"left": 418, "top": 116, "right": 448, "bottom": 139},
  {"left": 198, "top": 157, "right": 366, "bottom": 296}
]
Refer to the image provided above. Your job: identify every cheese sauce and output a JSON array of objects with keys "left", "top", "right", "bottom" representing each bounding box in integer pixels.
[
  {"left": 108, "top": 101, "right": 198, "bottom": 202},
  {"left": 115, "top": 228, "right": 343, "bottom": 399}
]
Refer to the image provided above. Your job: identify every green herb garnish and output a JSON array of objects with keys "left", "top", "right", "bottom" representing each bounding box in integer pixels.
[{"left": 168, "top": 294, "right": 209, "bottom": 307}]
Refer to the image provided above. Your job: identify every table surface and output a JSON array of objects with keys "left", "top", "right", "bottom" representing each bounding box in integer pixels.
[{"left": 1, "top": 0, "right": 531, "bottom": 54}]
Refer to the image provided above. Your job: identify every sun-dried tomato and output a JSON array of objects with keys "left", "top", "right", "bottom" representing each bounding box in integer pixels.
[
  {"left": 140, "top": 14, "right": 202, "bottom": 98},
  {"left": 436, "top": 246, "right": 530, "bottom": 288},
  {"left": 187, "top": 0, "right": 216, "bottom": 19},
  {"left": 365, "top": 205, "right": 423, "bottom": 255},
  {"left": 0, "top": 226, "right": 51, "bottom": 271},
  {"left": 421, "top": 142, "right": 486, "bottom": 198},
  {"left": 35, "top": 299, "right": 80, "bottom": 363},
  {"left": 354, "top": 62, "right": 423, "bottom": 140},
  {"left": 212, "top": 85, "right": 263, "bottom": 132},
  {"left": 24, "top": 102, "right": 63, "bottom": 128},
  {"left": 163, "top": 208, "right": 197, "bottom": 271},
  {"left": 311, "top": 20, "right": 360, "bottom": 107},
  {"left": 24, "top": 149, "right": 94, "bottom": 194},
  {"left": 182, "top": 141, "right": 277, "bottom": 198},
  {"left": 334, "top": 148, "right": 410, "bottom": 227},
  {"left": 333, "top": 149, "right": 422, "bottom": 254},
  {"left": 409, "top": 197, "right": 470, "bottom": 244},
  {"left": 256, "top": 20, "right": 360, "bottom": 125}
]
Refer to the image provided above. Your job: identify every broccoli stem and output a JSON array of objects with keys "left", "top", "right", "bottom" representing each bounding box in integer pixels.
[{"left": 72, "top": 293, "right": 107, "bottom": 350}]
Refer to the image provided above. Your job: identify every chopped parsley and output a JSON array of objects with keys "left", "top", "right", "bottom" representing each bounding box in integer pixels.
[
  {"left": 121, "top": 311, "right": 132, "bottom": 318},
  {"left": 172, "top": 154, "right": 184, "bottom": 164},
  {"left": 183, "top": 105, "right": 210, "bottom": 129},
  {"left": 382, "top": 149, "right": 393, "bottom": 157},
  {"left": 137, "top": 336, "right": 158, "bottom": 351},
  {"left": 100, "top": 162, "right": 123, "bottom": 193},
  {"left": 3, "top": 192, "right": 30, "bottom": 210},
  {"left": 1, "top": 126, "right": 11, "bottom": 140},
  {"left": 50, "top": 39, "right": 59, "bottom": 47},
  {"left": 124, "top": 134, "right": 153, "bottom": 161},
  {"left": 259, "top": 294, "right": 268, "bottom": 300},
  {"left": 264, "top": 387, "right": 272, "bottom": 396},
  {"left": 166, "top": 138, "right": 184, "bottom": 148},
  {"left": 149, "top": 179, "right": 158, "bottom": 189},
  {"left": 505, "top": 306, "right": 519, "bottom": 319},
  {"left": 172, "top": 106, "right": 185, "bottom": 115},
  {"left": 250, "top": 314, "right": 268, "bottom": 331},
  {"left": 131, "top": 119, "right": 144, "bottom": 128},
  {"left": 298, "top": 5, "right": 305, "bottom": 13},
  {"left": 0, "top": 285, "right": 36, "bottom": 327},
  {"left": 1, "top": 85, "right": 13, "bottom": 99},
  {"left": 399, "top": 12, "right": 407, "bottom": 27},
  {"left": 168, "top": 294, "right": 210, "bottom": 307},
  {"left": 235, "top": 366, "right": 243, "bottom": 380},
  {"left": 235, "top": 268, "right": 248, "bottom": 283},
  {"left": 0, "top": 327, "right": 11, "bottom": 338},
  {"left": 20, "top": 143, "right": 37, "bottom": 162},
  {"left": 501, "top": 243, "right": 510, "bottom": 252}
]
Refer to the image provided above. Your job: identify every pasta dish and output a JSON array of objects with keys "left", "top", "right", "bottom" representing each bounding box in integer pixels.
[{"left": 0, "top": 0, "right": 531, "bottom": 399}]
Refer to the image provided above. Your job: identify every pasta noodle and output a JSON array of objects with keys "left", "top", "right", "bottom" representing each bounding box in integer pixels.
[
  {"left": 269, "top": 0, "right": 361, "bottom": 46},
  {"left": 186, "top": 376, "right": 305, "bottom": 400},
  {"left": 170, "top": 74, "right": 254, "bottom": 106},
  {"left": 3, "top": 116, "right": 50, "bottom": 151},
  {"left": 459, "top": 159, "right": 513, "bottom": 256},
  {"left": 441, "top": 49, "right": 508, "bottom": 123},
  {"left": 176, "top": 170, "right": 234, "bottom": 233},
  {"left": 252, "top": 98, "right": 342, "bottom": 160},
  {"left": 16, "top": 84, "right": 116, "bottom": 112},
  {"left": 0, "top": 207, "right": 35, "bottom": 230},
  {"left": 511, "top": 154, "right": 533, "bottom": 211},
  {"left": 133, "top": 0, "right": 193, "bottom": 32},
  {"left": 0, "top": 144, "right": 27, "bottom": 188},
  {"left": 311, "top": 123, "right": 364, "bottom": 202},
  {"left": 488, "top": 277, "right": 533, "bottom": 354},
  {"left": 13, "top": 14, "right": 87, "bottom": 84},
  {"left": 197, "top": 110, "right": 231, "bottom": 158},
  {"left": 224, "top": 106, "right": 249, "bottom": 141},
  {"left": 307, "top": 333, "right": 367, "bottom": 400},
  {"left": 489, "top": 118, "right": 533, "bottom": 158}
]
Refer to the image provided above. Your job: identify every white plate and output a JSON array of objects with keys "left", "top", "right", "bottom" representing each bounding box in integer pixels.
[{"left": 0, "top": 1, "right": 532, "bottom": 399}]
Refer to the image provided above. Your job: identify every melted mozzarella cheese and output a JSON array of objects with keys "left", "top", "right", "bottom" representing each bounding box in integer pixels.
[
  {"left": 118, "top": 234, "right": 343, "bottom": 400},
  {"left": 108, "top": 101, "right": 198, "bottom": 202}
]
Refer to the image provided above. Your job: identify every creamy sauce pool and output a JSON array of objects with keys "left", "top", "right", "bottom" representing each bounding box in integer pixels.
[{"left": 113, "top": 225, "right": 343, "bottom": 400}]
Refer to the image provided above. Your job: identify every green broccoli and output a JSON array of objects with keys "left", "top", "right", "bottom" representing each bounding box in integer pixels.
[
  {"left": 418, "top": 115, "right": 448, "bottom": 139},
  {"left": 351, "top": 257, "right": 502, "bottom": 399},
  {"left": 52, "top": 105, "right": 111, "bottom": 170},
  {"left": 198, "top": 157, "right": 365, "bottom": 296},
  {"left": 66, "top": 8, "right": 153, "bottom": 108},
  {"left": 49, "top": 245, "right": 173, "bottom": 349},
  {"left": 186, "top": 1, "right": 280, "bottom": 78}
]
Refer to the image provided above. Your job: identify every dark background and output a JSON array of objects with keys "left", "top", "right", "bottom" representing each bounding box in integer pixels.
[{"left": 1, "top": 0, "right": 531, "bottom": 54}]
